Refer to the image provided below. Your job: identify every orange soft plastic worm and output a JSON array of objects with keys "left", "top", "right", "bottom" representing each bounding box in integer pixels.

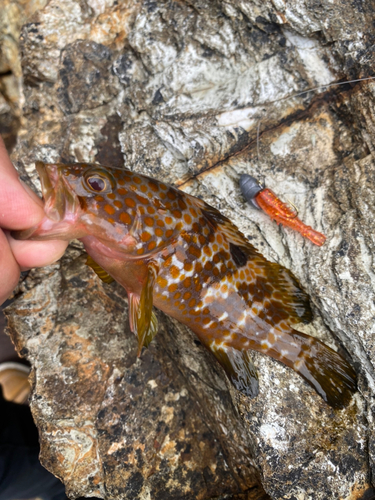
[
  {"left": 255, "top": 188, "right": 326, "bottom": 246},
  {"left": 239, "top": 175, "right": 326, "bottom": 246}
]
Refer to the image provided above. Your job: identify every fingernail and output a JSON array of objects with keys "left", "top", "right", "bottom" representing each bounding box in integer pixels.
[{"left": 19, "top": 179, "right": 44, "bottom": 207}]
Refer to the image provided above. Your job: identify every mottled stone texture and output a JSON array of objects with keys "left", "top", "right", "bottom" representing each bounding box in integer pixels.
[{"left": 3, "top": 0, "right": 375, "bottom": 499}]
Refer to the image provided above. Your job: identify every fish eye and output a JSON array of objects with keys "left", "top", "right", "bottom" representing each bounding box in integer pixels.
[
  {"left": 87, "top": 176, "right": 107, "bottom": 192},
  {"left": 83, "top": 168, "right": 116, "bottom": 195}
]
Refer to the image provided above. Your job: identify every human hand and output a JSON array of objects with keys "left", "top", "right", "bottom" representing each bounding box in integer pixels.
[{"left": 0, "top": 136, "right": 68, "bottom": 305}]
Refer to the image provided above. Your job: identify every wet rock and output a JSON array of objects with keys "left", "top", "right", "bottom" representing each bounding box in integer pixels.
[{"left": 4, "top": 0, "right": 375, "bottom": 498}]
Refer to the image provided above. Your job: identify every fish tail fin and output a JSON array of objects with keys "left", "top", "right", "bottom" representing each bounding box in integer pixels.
[{"left": 270, "top": 328, "right": 357, "bottom": 408}]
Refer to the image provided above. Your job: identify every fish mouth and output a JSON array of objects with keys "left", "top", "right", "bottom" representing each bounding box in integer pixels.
[
  {"left": 13, "top": 162, "right": 80, "bottom": 241},
  {"left": 36, "top": 162, "right": 79, "bottom": 222}
]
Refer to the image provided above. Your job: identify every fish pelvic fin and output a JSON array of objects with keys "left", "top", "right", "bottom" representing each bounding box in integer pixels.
[
  {"left": 86, "top": 255, "right": 114, "bottom": 284},
  {"left": 209, "top": 343, "right": 259, "bottom": 398},
  {"left": 128, "top": 262, "right": 159, "bottom": 356}
]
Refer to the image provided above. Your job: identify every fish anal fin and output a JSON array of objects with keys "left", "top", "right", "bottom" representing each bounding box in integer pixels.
[
  {"left": 86, "top": 255, "right": 114, "bottom": 284},
  {"left": 211, "top": 343, "right": 259, "bottom": 399}
]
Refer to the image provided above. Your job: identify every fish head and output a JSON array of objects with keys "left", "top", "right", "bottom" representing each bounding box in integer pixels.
[
  {"left": 13, "top": 162, "right": 140, "bottom": 251},
  {"left": 13, "top": 162, "right": 187, "bottom": 257}
]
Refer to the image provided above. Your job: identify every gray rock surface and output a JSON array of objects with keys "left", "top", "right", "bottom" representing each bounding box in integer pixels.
[{"left": 3, "top": 0, "right": 375, "bottom": 498}]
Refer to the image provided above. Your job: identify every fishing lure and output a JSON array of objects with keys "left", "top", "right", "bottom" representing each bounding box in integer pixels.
[
  {"left": 14, "top": 162, "right": 356, "bottom": 408},
  {"left": 240, "top": 174, "right": 326, "bottom": 246}
]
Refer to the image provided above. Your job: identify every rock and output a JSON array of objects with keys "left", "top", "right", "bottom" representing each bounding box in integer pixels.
[
  {"left": 4, "top": 0, "right": 375, "bottom": 498},
  {"left": 6, "top": 254, "right": 265, "bottom": 500}
]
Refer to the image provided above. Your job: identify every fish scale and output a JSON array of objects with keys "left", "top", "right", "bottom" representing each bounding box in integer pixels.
[{"left": 13, "top": 162, "right": 357, "bottom": 408}]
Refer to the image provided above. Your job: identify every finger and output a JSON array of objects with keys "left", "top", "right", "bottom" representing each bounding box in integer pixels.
[
  {"left": 0, "top": 136, "right": 45, "bottom": 230},
  {"left": 7, "top": 233, "right": 69, "bottom": 270},
  {"left": 0, "top": 230, "right": 20, "bottom": 305}
]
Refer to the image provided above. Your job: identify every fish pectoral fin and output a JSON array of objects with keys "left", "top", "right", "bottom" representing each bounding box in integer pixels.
[
  {"left": 128, "top": 262, "right": 159, "bottom": 356},
  {"left": 86, "top": 255, "right": 114, "bottom": 284},
  {"left": 211, "top": 343, "right": 259, "bottom": 399}
]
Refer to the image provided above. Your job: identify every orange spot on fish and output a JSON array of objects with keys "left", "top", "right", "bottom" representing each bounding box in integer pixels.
[
  {"left": 189, "top": 246, "right": 201, "bottom": 259},
  {"left": 157, "top": 277, "right": 168, "bottom": 288},
  {"left": 114, "top": 200, "right": 123, "bottom": 209},
  {"left": 184, "top": 261, "right": 193, "bottom": 272},
  {"left": 118, "top": 188, "right": 127, "bottom": 195},
  {"left": 125, "top": 198, "right": 136, "bottom": 208},
  {"left": 148, "top": 241, "right": 156, "bottom": 250},
  {"left": 178, "top": 199, "right": 187, "bottom": 210},
  {"left": 203, "top": 246, "right": 212, "bottom": 257},
  {"left": 184, "top": 213, "right": 192, "bottom": 224},
  {"left": 104, "top": 204, "right": 116, "bottom": 215},
  {"left": 148, "top": 181, "right": 158, "bottom": 192},
  {"left": 204, "top": 262, "right": 213, "bottom": 271},
  {"left": 164, "top": 256, "right": 172, "bottom": 266},
  {"left": 170, "top": 266, "right": 180, "bottom": 279},
  {"left": 141, "top": 232, "right": 151, "bottom": 242},
  {"left": 144, "top": 217, "right": 154, "bottom": 227},
  {"left": 119, "top": 212, "right": 131, "bottom": 224},
  {"left": 136, "top": 194, "right": 149, "bottom": 204},
  {"left": 183, "top": 277, "right": 191, "bottom": 288},
  {"left": 195, "top": 262, "right": 203, "bottom": 273}
]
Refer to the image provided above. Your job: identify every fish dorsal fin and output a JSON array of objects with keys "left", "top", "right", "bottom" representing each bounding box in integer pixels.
[
  {"left": 86, "top": 255, "right": 114, "bottom": 284},
  {"left": 196, "top": 200, "right": 312, "bottom": 325},
  {"left": 128, "top": 262, "right": 159, "bottom": 356},
  {"left": 210, "top": 343, "right": 259, "bottom": 398}
]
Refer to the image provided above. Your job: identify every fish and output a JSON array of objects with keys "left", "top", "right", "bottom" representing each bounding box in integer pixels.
[
  {"left": 240, "top": 174, "right": 326, "bottom": 246},
  {"left": 13, "top": 161, "right": 356, "bottom": 408}
]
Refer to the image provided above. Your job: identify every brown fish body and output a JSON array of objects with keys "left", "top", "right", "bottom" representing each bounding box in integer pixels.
[{"left": 14, "top": 162, "right": 357, "bottom": 407}]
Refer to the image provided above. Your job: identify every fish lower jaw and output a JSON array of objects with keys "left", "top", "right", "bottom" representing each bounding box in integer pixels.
[
  {"left": 15, "top": 216, "right": 84, "bottom": 241},
  {"left": 80, "top": 235, "right": 136, "bottom": 261}
]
